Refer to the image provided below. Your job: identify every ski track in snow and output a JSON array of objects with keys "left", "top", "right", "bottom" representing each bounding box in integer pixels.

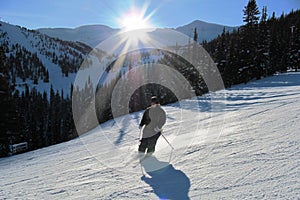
[{"left": 1, "top": 72, "right": 300, "bottom": 199}]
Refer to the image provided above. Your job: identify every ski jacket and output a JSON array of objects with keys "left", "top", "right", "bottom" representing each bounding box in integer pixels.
[{"left": 140, "top": 104, "right": 166, "bottom": 138}]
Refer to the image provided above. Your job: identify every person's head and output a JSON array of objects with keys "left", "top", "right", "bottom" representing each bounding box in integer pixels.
[{"left": 151, "top": 96, "right": 159, "bottom": 105}]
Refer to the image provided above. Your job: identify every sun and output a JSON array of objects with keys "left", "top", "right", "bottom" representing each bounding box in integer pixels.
[
  {"left": 121, "top": 13, "right": 149, "bottom": 31},
  {"left": 111, "top": 4, "right": 158, "bottom": 55},
  {"left": 118, "top": 7, "right": 153, "bottom": 32}
]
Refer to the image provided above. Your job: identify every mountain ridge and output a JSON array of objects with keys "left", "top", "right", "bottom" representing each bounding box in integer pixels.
[
  {"left": 175, "top": 19, "right": 237, "bottom": 41},
  {"left": 37, "top": 19, "right": 237, "bottom": 47},
  {"left": 37, "top": 24, "right": 118, "bottom": 48}
]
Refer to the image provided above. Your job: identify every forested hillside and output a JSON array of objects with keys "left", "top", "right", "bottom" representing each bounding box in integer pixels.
[
  {"left": 0, "top": 22, "right": 91, "bottom": 156},
  {"left": 203, "top": 4, "right": 299, "bottom": 87}
]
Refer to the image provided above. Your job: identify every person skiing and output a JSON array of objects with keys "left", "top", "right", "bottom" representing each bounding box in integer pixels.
[{"left": 138, "top": 96, "right": 166, "bottom": 155}]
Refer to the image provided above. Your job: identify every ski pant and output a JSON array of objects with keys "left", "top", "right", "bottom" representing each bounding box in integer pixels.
[{"left": 138, "top": 132, "right": 161, "bottom": 153}]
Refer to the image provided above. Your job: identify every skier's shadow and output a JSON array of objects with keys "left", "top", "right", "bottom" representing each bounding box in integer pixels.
[{"left": 141, "top": 156, "right": 190, "bottom": 200}]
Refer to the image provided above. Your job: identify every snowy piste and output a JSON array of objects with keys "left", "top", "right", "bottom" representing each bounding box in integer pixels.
[{"left": 0, "top": 72, "right": 299, "bottom": 199}]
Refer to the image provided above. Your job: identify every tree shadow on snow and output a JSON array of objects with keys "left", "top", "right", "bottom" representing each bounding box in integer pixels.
[{"left": 141, "top": 156, "right": 190, "bottom": 200}]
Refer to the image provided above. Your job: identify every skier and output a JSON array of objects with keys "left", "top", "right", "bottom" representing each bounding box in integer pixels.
[{"left": 139, "top": 96, "right": 166, "bottom": 155}]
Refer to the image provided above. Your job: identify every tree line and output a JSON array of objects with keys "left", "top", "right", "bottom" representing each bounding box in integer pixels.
[
  {"left": 202, "top": 0, "right": 299, "bottom": 87},
  {"left": 0, "top": 63, "right": 76, "bottom": 157},
  {"left": 0, "top": 25, "right": 89, "bottom": 157}
]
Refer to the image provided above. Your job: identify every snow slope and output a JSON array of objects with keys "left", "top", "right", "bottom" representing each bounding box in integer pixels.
[
  {"left": 0, "top": 72, "right": 299, "bottom": 199},
  {"left": 0, "top": 21, "right": 91, "bottom": 97}
]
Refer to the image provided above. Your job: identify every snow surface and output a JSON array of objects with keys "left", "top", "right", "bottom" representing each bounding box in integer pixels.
[{"left": 1, "top": 72, "right": 300, "bottom": 199}]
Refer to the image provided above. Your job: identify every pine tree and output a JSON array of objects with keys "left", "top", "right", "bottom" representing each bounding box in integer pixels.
[
  {"left": 257, "top": 6, "right": 271, "bottom": 77},
  {"left": 240, "top": 0, "right": 260, "bottom": 82},
  {"left": 43, "top": 69, "right": 49, "bottom": 82},
  {"left": 192, "top": 27, "right": 199, "bottom": 64},
  {"left": 268, "top": 12, "right": 280, "bottom": 74},
  {"left": 193, "top": 27, "right": 198, "bottom": 43},
  {"left": 215, "top": 28, "right": 227, "bottom": 74},
  {"left": 227, "top": 29, "right": 242, "bottom": 86},
  {"left": 286, "top": 10, "right": 300, "bottom": 71},
  {"left": 243, "top": 0, "right": 260, "bottom": 27}
]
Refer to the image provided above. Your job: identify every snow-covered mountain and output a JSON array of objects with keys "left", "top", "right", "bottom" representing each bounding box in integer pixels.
[
  {"left": 37, "top": 20, "right": 237, "bottom": 47},
  {"left": 0, "top": 19, "right": 236, "bottom": 97},
  {"left": 175, "top": 20, "right": 237, "bottom": 41},
  {"left": 1, "top": 72, "right": 299, "bottom": 199},
  {"left": 0, "top": 21, "right": 92, "bottom": 97},
  {"left": 38, "top": 25, "right": 118, "bottom": 48}
]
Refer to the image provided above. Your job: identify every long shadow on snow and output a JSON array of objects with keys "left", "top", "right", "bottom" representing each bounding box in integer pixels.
[
  {"left": 114, "top": 116, "right": 131, "bottom": 145},
  {"left": 141, "top": 156, "right": 190, "bottom": 200},
  {"left": 114, "top": 112, "right": 143, "bottom": 145}
]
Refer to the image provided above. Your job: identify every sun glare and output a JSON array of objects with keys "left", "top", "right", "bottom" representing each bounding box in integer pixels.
[
  {"left": 111, "top": 4, "right": 160, "bottom": 57},
  {"left": 121, "top": 14, "right": 149, "bottom": 31},
  {"left": 118, "top": 6, "right": 154, "bottom": 32}
]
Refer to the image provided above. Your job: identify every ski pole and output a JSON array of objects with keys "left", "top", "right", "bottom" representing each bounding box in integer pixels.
[
  {"left": 161, "top": 133, "right": 174, "bottom": 150},
  {"left": 139, "top": 125, "right": 144, "bottom": 141},
  {"left": 139, "top": 128, "right": 142, "bottom": 141}
]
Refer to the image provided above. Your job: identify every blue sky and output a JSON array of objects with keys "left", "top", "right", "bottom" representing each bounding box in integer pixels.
[{"left": 0, "top": 0, "right": 299, "bottom": 29}]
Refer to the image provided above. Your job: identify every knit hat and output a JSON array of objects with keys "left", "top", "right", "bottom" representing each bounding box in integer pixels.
[{"left": 151, "top": 96, "right": 159, "bottom": 104}]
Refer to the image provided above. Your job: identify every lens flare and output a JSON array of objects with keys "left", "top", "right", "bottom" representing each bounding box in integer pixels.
[{"left": 117, "top": 5, "right": 154, "bottom": 32}]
